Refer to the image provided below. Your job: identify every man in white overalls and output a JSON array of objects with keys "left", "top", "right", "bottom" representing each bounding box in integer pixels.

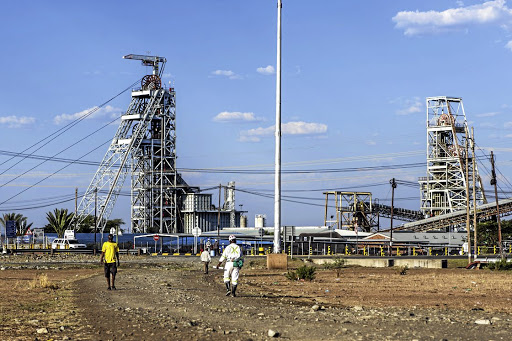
[{"left": 217, "top": 235, "right": 242, "bottom": 297}]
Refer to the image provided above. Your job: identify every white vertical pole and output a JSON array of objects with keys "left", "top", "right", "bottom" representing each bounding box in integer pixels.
[
  {"left": 471, "top": 127, "right": 478, "bottom": 258},
  {"left": 160, "top": 115, "right": 165, "bottom": 234},
  {"left": 273, "top": 0, "right": 282, "bottom": 253}
]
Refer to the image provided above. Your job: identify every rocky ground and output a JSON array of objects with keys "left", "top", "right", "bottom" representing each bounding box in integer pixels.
[{"left": 1, "top": 254, "right": 511, "bottom": 340}]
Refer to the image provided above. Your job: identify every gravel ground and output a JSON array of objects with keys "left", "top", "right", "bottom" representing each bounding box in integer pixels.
[{"left": 1, "top": 254, "right": 511, "bottom": 340}]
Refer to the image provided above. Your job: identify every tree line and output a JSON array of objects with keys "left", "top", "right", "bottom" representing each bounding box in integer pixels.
[{"left": 0, "top": 209, "right": 125, "bottom": 237}]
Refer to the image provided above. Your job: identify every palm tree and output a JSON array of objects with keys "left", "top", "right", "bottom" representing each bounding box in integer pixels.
[
  {"left": 0, "top": 213, "right": 33, "bottom": 235},
  {"left": 105, "top": 218, "right": 125, "bottom": 233},
  {"left": 76, "top": 214, "right": 95, "bottom": 233},
  {"left": 45, "top": 209, "right": 74, "bottom": 237},
  {"left": 17, "top": 219, "right": 33, "bottom": 235}
]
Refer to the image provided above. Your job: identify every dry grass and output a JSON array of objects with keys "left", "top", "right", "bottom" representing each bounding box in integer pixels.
[
  {"left": 242, "top": 267, "right": 512, "bottom": 312},
  {"left": 0, "top": 269, "right": 97, "bottom": 340},
  {"left": 29, "top": 273, "right": 59, "bottom": 290}
]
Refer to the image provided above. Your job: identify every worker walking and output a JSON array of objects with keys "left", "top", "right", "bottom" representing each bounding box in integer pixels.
[
  {"left": 200, "top": 247, "right": 211, "bottom": 274},
  {"left": 100, "top": 234, "right": 120, "bottom": 291},
  {"left": 216, "top": 235, "right": 243, "bottom": 297}
]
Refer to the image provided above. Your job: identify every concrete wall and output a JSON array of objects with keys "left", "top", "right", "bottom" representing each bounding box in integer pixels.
[
  {"left": 393, "top": 258, "right": 447, "bottom": 269},
  {"left": 310, "top": 257, "right": 447, "bottom": 269}
]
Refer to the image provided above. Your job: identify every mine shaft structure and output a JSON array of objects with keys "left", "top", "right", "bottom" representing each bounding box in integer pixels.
[
  {"left": 324, "top": 192, "right": 377, "bottom": 232},
  {"left": 323, "top": 191, "right": 423, "bottom": 232},
  {"left": 76, "top": 54, "right": 192, "bottom": 233},
  {"left": 418, "top": 96, "right": 486, "bottom": 218}
]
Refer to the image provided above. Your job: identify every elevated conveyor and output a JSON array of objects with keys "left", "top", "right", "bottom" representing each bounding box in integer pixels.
[
  {"left": 387, "top": 198, "right": 512, "bottom": 232},
  {"left": 373, "top": 203, "right": 424, "bottom": 222}
]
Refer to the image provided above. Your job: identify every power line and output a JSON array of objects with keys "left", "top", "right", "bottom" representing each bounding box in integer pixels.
[
  {"left": 0, "top": 79, "right": 141, "bottom": 176},
  {"left": 0, "top": 80, "right": 143, "bottom": 192},
  {"left": 179, "top": 162, "right": 425, "bottom": 174},
  {"left": 0, "top": 141, "right": 110, "bottom": 206}
]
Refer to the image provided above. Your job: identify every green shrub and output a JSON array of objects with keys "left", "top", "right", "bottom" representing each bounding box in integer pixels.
[
  {"left": 323, "top": 256, "right": 345, "bottom": 278},
  {"left": 296, "top": 265, "right": 316, "bottom": 281},
  {"left": 285, "top": 265, "right": 316, "bottom": 281},
  {"left": 487, "top": 258, "right": 512, "bottom": 271},
  {"left": 285, "top": 270, "right": 298, "bottom": 281}
]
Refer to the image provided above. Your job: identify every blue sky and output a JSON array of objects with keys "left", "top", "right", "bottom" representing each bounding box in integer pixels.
[{"left": 1, "top": 0, "right": 512, "bottom": 230}]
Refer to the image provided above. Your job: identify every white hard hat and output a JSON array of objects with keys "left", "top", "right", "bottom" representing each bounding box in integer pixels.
[{"left": 228, "top": 234, "right": 236, "bottom": 241}]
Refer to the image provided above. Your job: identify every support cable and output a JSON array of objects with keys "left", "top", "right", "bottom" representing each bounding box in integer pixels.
[
  {"left": 0, "top": 79, "right": 141, "bottom": 176},
  {"left": 0, "top": 141, "right": 111, "bottom": 206}
]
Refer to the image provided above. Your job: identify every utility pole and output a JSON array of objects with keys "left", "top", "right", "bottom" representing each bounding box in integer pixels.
[
  {"left": 273, "top": 0, "right": 282, "bottom": 254},
  {"left": 94, "top": 188, "right": 98, "bottom": 251},
  {"left": 217, "top": 184, "right": 221, "bottom": 238},
  {"left": 160, "top": 115, "right": 165, "bottom": 234},
  {"left": 389, "top": 178, "right": 396, "bottom": 255},
  {"left": 75, "top": 187, "right": 78, "bottom": 231},
  {"left": 490, "top": 151, "right": 503, "bottom": 258},
  {"left": 465, "top": 137, "right": 471, "bottom": 263},
  {"left": 471, "top": 127, "right": 478, "bottom": 259}
]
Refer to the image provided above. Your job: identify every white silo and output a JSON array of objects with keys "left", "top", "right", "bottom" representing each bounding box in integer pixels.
[
  {"left": 240, "top": 215, "right": 247, "bottom": 227},
  {"left": 255, "top": 214, "right": 266, "bottom": 228}
]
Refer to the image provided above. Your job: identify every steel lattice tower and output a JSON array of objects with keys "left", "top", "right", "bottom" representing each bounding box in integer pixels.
[
  {"left": 418, "top": 96, "right": 486, "bottom": 217},
  {"left": 76, "top": 54, "right": 189, "bottom": 233}
]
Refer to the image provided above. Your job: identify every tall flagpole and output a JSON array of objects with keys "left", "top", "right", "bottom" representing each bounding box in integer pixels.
[{"left": 273, "top": 0, "right": 282, "bottom": 253}]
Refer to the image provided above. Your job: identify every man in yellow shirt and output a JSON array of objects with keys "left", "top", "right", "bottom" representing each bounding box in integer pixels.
[{"left": 100, "top": 234, "right": 120, "bottom": 290}]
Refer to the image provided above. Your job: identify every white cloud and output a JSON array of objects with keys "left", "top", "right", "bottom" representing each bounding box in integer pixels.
[
  {"left": 211, "top": 69, "right": 241, "bottom": 80},
  {"left": 393, "top": 97, "right": 423, "bottom": 115},
  {"left": 240, "top": 121, "right": 328, "bottom": 142},
  {"left": 256, "top": 65, "right": 275, "bottom": 75},
  {"left": 239, "top": 135, "right": 262, "bottom": 143},
  {"left": 480, "top": 146, "right": 512, "bottom": 152},
  {"left": 283, "top": 121, "right": 327, "bottom": 135},
  {"left": 0, "top": 115, "right": 36, "bottom": 128},
  {"left": 213, "top": 111, "right": 262, "bottom": 122},
  {"left": 505, "top": 40, "right": 512, "bottom": 50},
  {"left": 83, "top": 70, "right": 102, "bottom": 76},
  {"left": 476, "top": 111, "right": 499, "bottom": 117},
  {"left": 480, "top": 122, "right": 497, "bottom": 128},
  {"left": 393, "top": 0, "right": 512, "bottom": 36},
  {"left": 53, "top": 105, "right": 122, "bottom": 125},
  {"left": 505, "top": 121, "right": 512, "bottom": 128}
]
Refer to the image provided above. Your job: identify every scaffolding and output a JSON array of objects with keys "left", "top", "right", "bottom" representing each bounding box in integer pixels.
[{"left": 418, "top": 96, "right": 486, "bottom": 218}]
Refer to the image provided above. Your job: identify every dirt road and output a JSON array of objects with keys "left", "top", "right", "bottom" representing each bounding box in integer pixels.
[{"left": 1, "top": 256, "right": 511, "bottom": 340}]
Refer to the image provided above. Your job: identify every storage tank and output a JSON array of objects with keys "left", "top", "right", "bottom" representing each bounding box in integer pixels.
[
  {"left": 255, "top": 214, "right": 266, "bottom": 228},
  {"left": 240, "top": 215, "right": 247, "bottom": 228}
]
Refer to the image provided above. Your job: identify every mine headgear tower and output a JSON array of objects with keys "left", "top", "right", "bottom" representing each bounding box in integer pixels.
[
  {"left": 75, "top": 54, "right": 192, "bottom": 233},
  {"left": 418, "top": 96, "right": 486, "bottom": 217}
]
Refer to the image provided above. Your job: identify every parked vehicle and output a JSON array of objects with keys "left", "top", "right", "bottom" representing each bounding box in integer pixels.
[{"left": 51, "top": 238, "right": 87, "bottom": 249}]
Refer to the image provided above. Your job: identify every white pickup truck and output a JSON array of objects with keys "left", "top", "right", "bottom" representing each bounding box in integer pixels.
[{"left": 51, "top": 238, "right": 87, "bottom": 249}]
